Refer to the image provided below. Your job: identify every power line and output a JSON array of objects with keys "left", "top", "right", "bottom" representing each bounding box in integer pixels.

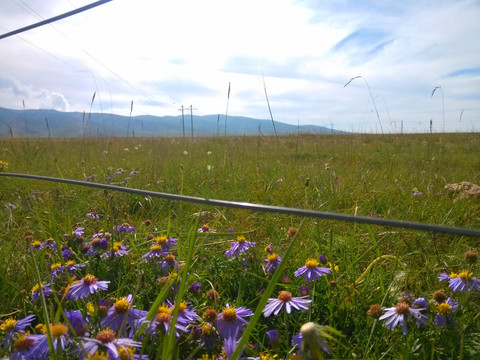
[
  {"left": 1, "top": 172, "right": 479, "bottom": 238},
  {"left": 0, "top": 0, "right": 113, "bottom": 40}
]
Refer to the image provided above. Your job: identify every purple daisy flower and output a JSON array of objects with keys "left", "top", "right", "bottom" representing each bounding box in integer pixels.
[
  {"left": 294, "top": 258, "right": 331, "bottom": 282},
  {"left": 264, "top": 252, "right": 282, "bottom": 273},
  {"left": 159, "top": 254, "right": 177, "bottom": 273},
  {"left": 65, "top": 310, "right": 89, "bottom": 337},
  {"left": 31, "top": 283, "right": 52, "bottom": 303},
  {"left": 86, "top": 212, "right": 99, "bottom": 220},
  {"left": 225, "top": 236, "right": 256, "bottom": 258},
  {"left": 23, "top": 323, "right": 73, "bottom": 359},
  {"left": 48, "top": 262, "right": 64, "bottom": 279},
  {"left": 216, "top": 305, "right": 253, "bottom": 340},
  {"left": 435, "top": 298, "right": 458, "bottom": 328},
  {"left": 441, "top": 270, "right": 480, "bottom": 293},
  {"left": 142, "top": 244, "right": 167, "bottom": 262},
  {"left": 379, "top": 302, "right": 429, "bottom": 335},
  {"left": 65, "top": 274, "right": 110, "bottom": 300},
  {"left": 101, "top": 295, "right": 147, "bottom": 334},
  {"left": 0, "top": 314, "right": 35, "bottom": 347},
  {"left": 102, "top": 241, "right": 129, "bottom": 259},
  {"left": 165, "top": 299, "right": 198, "bottom": 325},
  {"left": 11, "top": 332, "right": 41, "bottom": 360},
  {"left": 139, "top": 303, "right": 187, "bottom": 338},
  {"left": 189, "top": 282, "right": 202, "bottom": 295},
  {"left": 79, "top": 328, "right": 142, "bottom": 360},
  {"left": 263, "top": 291, "right": 311, "bottom": 317},
  {"left": 154, "top": 236, "right": 178, "bottom": 252},
  {"left": 64, "top": 260, "right": 86, "bottom": 275},
  {"left": 266, "top": 329, "right": 280, "bottom": 346},
  {"left": 73, "top": 227, "right": 85, "bottom": 238},
  {"left": 113, "top": 223, "right": 135, "bottom": 233},
  {"left": 197, "top": 224, "right": 217, "bottom": 233}
]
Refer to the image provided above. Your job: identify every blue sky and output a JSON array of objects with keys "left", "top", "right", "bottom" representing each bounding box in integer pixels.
[{"left": 0, "top": 0, "right": 479, "bottom": 133}]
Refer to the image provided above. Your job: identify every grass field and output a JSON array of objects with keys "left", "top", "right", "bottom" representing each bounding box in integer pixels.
[{"left": 0, "top": 133, "right": 479, "bottom": 359}]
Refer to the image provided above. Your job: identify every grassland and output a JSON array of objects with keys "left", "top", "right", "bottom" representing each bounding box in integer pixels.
[{"left": 0, "top": 133, "right": 479, "bottom": 359}]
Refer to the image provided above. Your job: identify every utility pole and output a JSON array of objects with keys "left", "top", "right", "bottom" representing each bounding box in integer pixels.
[
  {"left": 187, "top": 105, "right": 197, "bottom": 138},
  {"left": 178, "top": 105, "right": 185, "bottom": 138}
]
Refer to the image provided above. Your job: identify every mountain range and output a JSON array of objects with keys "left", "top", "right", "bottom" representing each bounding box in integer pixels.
[{"left": 0, "top": 107, "right": 345, "bottom": 137}]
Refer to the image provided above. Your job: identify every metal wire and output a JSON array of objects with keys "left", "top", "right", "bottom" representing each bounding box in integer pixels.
[{"left": 1, "top": 172, "right": 479, "bottom": 237}]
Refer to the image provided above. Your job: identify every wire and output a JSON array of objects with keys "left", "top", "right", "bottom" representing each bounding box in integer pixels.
[{"left": 1, "top": 172, "right": 479, "bottom": 237}]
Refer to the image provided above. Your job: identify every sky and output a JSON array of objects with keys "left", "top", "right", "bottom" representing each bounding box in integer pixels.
[{"left": 0, "top": 0, "right": 479, "bottom": 133}]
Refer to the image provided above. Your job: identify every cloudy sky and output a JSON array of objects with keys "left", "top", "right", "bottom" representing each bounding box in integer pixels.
[{"left": 0, "top": 0, "right": 479, "bottom": 133}]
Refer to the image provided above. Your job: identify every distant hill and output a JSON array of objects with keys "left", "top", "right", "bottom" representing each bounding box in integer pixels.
[{"left": 0, "top": 108, "right": 346, "bottom": 137}]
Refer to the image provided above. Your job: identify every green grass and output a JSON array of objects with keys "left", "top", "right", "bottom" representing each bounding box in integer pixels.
[{"left": 0, "top": 133, "right": 479, "bottom": 359}]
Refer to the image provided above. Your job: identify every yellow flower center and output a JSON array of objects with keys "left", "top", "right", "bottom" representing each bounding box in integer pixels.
[
  {"left": 32, "top": 241, "right": 42, "bottom": 248},
  {"left": 156, "top": 236, "right": 167, "bottom": 244},
  {"left": 150, "top": 244, "right": 162, "bottom": 252},
  {"left": 237, "top": 236, "right": 246, "bottom": 243},
  {"left": 49, "top": 323, "right": 68, "bottom": 338},
  {"left": 267, "top": 253, "right": 278, "bottom": 262},
  {"left": 65, "top": 260, "right": 75, "bottom": 267},
  {"left": 119, "top": 346, "right": 135, "bottom": 360},
  {"left": 113, "top": 242, "right": 123, "bottom": 252},
  {"left": 86, "top": 351, "right": 109, "bottom": 360},
  {"left": 114, "top": 298, "right": 130, "bottom": 314},
  {"left": 165, "top": 254, "right": 176, "bottom": 263},
  {"left": 35, "top": 324, "right": 46, "bottom": 333},
  {"left": 395, "top": 302, "right": 410, "bottom": 314},
  {"left": 449, "top": 272, "right": 458, "bottom": 278},
  {"left": 305, "top": 258, "right": 319, "bottom": 269},
  {"left": 0, "top": 318, "right": 17, "bottom": 332},
  {"left": 277, "top": 291, "right": 293, "bottom": 303},
  {"left": 201, "top": 225, "right": 210, "bottom": 232},
  {"left": 96, "top": 329, "right": 116, "bottom": 343},
  {"left": 202, "top": 323, "right": 213, "bottom": 335},
  {"left": 86, "top": 302, "right": 95, "bottom": 315},
  {"left": 458, "top": 270, "right": 472, "bottom": 281},
  {"left": 437, "top": 302, "right": 452, "bottom": 315},
  {"left": 50, "top": 263, "right": 62, "bottom": 271},
  {"left": 13, "top": 333, "right": 34, "bottom": 351},
  {"left": 222, "top": 307, "right": 237, "bottom": 322},
  {"left": 83, "top": 274, "right": 98, "bottom": 286}
]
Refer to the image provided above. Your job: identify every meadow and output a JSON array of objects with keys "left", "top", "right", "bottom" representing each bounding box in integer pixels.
[{"left": 0, "top": 133, "right": 479, "bottom": 359}]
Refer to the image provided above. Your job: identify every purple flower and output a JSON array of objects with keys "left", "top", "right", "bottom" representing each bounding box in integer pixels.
[
  {"left": 225, "top": 236, "right": 256, "bottom": 258},
  {"left": 319, "top": 254, "right": 327, "bottom": 265},
  {"left": 266, "top": 329, "right": 280, "bottom": 346},
  {"left": 79, "top": 328, "right": 141, "bottom": 360},
  {"left": 23, "top": 323, "right": 72, "bottom": 359},
  {"left": 86, "top": 212, "right": 99, "bottom": 220},
  {"left": 154, "top": 236, "right": 178, "bottom": 252},
  {"left": 263, "top": 291, "right": 311, "bottom": 317},
  {"left": 0, "top": 314, "right": 35, "bottom": 347},
  {"left": 439, "top": 270, "right": 480, "bottom": 293},
  {"left": 65, "top": 274, "right": 110, "bottom": 300},
  {"left": 165, "top": 299, "right": 198, "bottom": 325},
  {"left": 216, "top": 305, "right": 253, "bottom": 340},
  {"left": 113, "top": 223, "right": 135, "bottom": 233},
  {"left": 379, "top": 302, "right": 429, "bottom": 335},
  {"left": 65, "top": 310, "right": 89, "bottom": 337},
  {"left": 189, "top": 282, "right": 201, "bottom": 295},
  {"left": 139, "top": 303, "right": 188, "bottom": 338},
  {"left": 64, "top": 260, "right": 86, "bottom": 275},
  {"left": 435, "top": 298, "right": 458, "bottom": 328},
  {"left": 102, "top": 241, "right": 129, "bottom": 259},
  {"left": 142, "top": 244, "right": 167, "bottom": 262},
  {"left": 264, "top": 253, "right": 282, "bottom": 273},
  {"left": 31, "top": 283, "right": 52, "bottom": 303},
  {"left": 10, "top": 332, "right": 41, "bottom": 360},
  {"left": 294, "top": 258, "right": 331, "bottom": 282},
  {"left": 299, "top": 286, "right": 310, "bottom": 297},
  {"left": 73, "top": 227, "right": 85, "bottom": 238},
  {"left": 197, "top": 224, "right": 216, "bottom": 233},
  {"left": 101, "top": 295, "right": 146, "bottom": 334}
]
